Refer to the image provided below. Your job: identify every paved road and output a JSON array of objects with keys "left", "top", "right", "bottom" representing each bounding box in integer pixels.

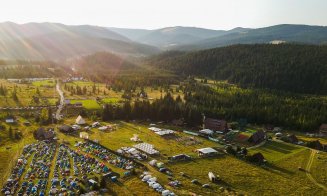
[
  {"left": 55, "top": 81, "right": 65, "bottom": 120},
  {"left": 305, "top": 149, "right": 327, "bottom": 192}
]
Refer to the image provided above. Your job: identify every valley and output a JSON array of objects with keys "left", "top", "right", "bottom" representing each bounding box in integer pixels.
[{"left": 0, "top": 18, "right": 327, "bottom": 196}]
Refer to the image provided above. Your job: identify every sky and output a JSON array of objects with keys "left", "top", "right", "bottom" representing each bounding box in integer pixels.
[{"left": 0, "top": 0, "right": 326, "bottom": 30}]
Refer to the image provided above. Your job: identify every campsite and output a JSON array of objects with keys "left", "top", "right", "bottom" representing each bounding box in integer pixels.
[{"left": 1, "top": 112, "right": 327, "bottom": 195}]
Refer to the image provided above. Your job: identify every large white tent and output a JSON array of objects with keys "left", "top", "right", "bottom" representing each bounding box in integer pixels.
[{"left": 133, "top": 143, "right": 159, "bottom": 155}]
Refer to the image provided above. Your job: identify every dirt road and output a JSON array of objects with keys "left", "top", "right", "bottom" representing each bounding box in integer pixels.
[
  {"left": 305, "top": 149, "right": 327, "bottom": 192},
  {"left": 55, "top": 81, "right": 65, "bottom": 120}
]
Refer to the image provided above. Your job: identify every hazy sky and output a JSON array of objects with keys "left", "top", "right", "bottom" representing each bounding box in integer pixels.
[{"left": 0, "top": 0, "right": 326, "bottom": 30}]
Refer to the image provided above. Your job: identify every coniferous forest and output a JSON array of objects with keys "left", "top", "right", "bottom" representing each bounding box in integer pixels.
[{"left": 149, "top": 44, "right": 327, "bottom": 94}]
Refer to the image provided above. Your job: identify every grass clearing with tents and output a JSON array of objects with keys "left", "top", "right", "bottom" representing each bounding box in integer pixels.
[
  {"left": 1, "top": 117, "right": 326, "bottom": 195},
  {"left": 54, "top": 119, "right": 327, "bottom": 195}
]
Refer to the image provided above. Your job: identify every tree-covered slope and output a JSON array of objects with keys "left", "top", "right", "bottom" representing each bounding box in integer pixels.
[{"left": 149, "top": 44, "right": 327, "bottom": 94}]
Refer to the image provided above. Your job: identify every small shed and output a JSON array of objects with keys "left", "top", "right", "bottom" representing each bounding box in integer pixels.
[
  {"left": 169, "top": 154, "right": 192, "bottom": 161},
  {"left": 80, "top": 132, "right": 89, "bottom": 139},
  {"left": 208, "top": 172, "right": 217, "bottom": 182},
  {"left": 5, "top": 117, "right": 15, "bottom": 124}
]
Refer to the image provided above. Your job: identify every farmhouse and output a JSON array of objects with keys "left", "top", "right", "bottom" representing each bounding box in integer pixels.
[
  {"left": 307, "top": 140, "right": 324, "bottom": 150},
  {"left": 287, "top": 134, "right": 299, "bottom": 144},
  {"left": 34, "top": 127, "right": 55, "bottom": 140},
  {"left": 250, "top": 152, "right": 266, "bottom": 163},
  {"left": 75, "top": 115, "right": 86, "bottom": 125},
  {"left": 203, "top": 117, "right": 227, "bottom": 133},
  {"left": 196, "top": 147, "right": 218, "bottom": 157},
  {"left": 59, "top": 125, "right": 74, "bottom": 133},
  {"left": 248, "top": 130, "right": 266, "bottom": 144},
  {"left": 319, "top": 124, "right": 327, "bottom": 137}
]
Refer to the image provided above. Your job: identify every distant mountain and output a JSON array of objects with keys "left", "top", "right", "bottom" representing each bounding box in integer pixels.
[
  {"left": 2, "top": 22, "right": 327, "bottom": 60},
  {"left": 109, "top": 26, "right": 233, "bottom": 48},
  {"left": 178, "top": 24, "right": 327, "bottom": 50},
  {"left": 0, "top": 22, "right": 159, "bottom": 60},
  {"left": 148, "top": 44, "right": 327, "bottom": 94},
  {"left": 108, "top": 27, "right": 152, "bottom": 41}
]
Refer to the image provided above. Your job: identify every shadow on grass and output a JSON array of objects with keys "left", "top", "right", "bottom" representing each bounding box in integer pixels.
[
  {"left": 259, "top": 141, "right": 300, "bottom": 154},
  {"left": 263, "top": 164, "right": 295, "bottom": 175}
]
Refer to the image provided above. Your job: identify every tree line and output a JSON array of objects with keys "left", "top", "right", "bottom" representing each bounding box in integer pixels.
[
  {"left": 99, "top": 78, "right": 327, "bottom": 131},
  {"left": 101, "top": 93, "right": 202, "bottom": 127}
]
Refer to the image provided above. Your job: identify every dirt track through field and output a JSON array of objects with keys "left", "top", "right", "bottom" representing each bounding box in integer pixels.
[
  {"left": 305, "top": 149, "right": 327, "bottom": 192},
  {"left": 55, "top": 81, "right": 65, "bottom": 120}
]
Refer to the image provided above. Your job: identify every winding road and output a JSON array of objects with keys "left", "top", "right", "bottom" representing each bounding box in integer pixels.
[
  {"left": 55, "top": 80, "right": 65, "bottom": 120},
  {"left": 305, "top": 149, "right": 327, "bottom": 192}
]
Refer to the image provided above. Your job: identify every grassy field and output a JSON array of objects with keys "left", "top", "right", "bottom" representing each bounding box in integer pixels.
[
  {"left": 101, "top": 97, "right": 120, "bottom": 104},
  {"left": 0, "top": 79, "right": 57, "bottom": 107},
  {"left": 249, "top": 141, "right": 305, "bottom": 162},
  {"left": 55, "top": 119, "right": 327, "bottom": 195},
  {"left": 1, "top": 116, "right": 327, "bottom": 195},
  {"left": 62, "top": 81, "right": 183, "bottom": 104},
  {"left": 311, "top": 152, "right": 327, "bottom": 186},
  {"left": 32, "top": 79, "right": 56, "bottom": 87},
  {"left": 0, "top": 118, "right": 37, "bottom": 187},
  {"left": 70, "top": 99, "right": 101, "bottom": 109}
]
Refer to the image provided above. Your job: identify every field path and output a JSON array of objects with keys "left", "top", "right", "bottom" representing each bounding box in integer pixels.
[
  {"left": 305, "top": 149, "right": 327, "bottom": 192},
  {"left": 55, "top": 80, "right": 65, "bottom": 120},
  {"left": 247, "top": 140, "right": 267, "bottom": 150}
]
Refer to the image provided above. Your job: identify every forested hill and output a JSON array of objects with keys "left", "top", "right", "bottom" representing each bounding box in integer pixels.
[{"left": 149, "top": 44, "right": 327, "bottom": 94}]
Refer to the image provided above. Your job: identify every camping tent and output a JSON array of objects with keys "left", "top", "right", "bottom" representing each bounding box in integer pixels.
[
  {"left": 75, "top": 115, "right": 86, "bottom": 125},
  {"left": 130, "top": 134, "right": 141, "bottom": 142},
  {"left": 80, "top": 132, "right": 89, "bottom": 139},
  {"left": 199, "top": 129, "right": 214, "bottom": 135}
]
